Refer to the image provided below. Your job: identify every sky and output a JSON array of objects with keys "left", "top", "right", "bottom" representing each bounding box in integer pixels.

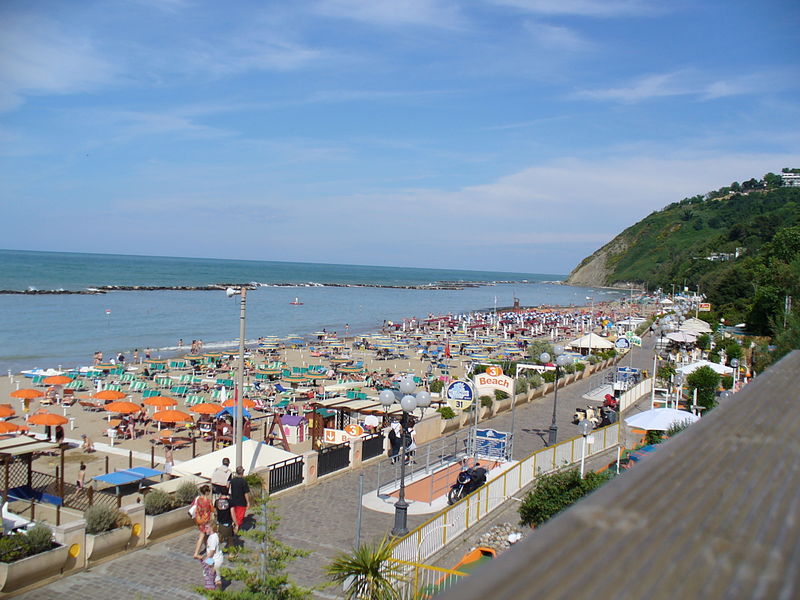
[{"left": 1, "top": 0, "right": 799, "bottom": 275}]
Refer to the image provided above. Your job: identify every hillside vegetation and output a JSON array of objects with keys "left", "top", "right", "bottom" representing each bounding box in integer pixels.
[{"left": 566, "top": 174, "right": 800, "bottom": 341}]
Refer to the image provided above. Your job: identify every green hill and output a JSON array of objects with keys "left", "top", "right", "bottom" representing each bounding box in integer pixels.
[{"left": 566, "top": 174, "right": 800, "bottom": 338}]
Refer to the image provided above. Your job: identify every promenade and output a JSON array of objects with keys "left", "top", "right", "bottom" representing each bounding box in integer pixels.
[{"left": 14, "top": 339, "right": 656, "bottom": 599}]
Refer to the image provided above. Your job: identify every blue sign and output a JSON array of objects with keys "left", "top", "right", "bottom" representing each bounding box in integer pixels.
[
  {"left": 446, "top": 380, "right": 474, "bottom": 411},
  {"left": 615, "top": 338, "right": 630, "bottom": 349},
  {"left": 475, "top": 428, "right": 511, "bottom": 460}
]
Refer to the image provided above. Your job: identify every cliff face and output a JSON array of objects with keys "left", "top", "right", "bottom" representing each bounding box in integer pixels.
[{"left": 565, "top": 237, "right": 629, "bottom": 287}]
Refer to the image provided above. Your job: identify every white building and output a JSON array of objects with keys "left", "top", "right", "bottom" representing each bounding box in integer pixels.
[{"left": 781, "top": 172, "right": 800, "bottom": 187}]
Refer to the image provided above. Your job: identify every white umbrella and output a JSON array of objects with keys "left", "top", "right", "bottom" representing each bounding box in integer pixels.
[
  {"left": 625, "top": 408, "right": 699, "bottom": 431},
  {"left": 676, "top": 360, "right": 733, "bottom": 376},
  {"left": 666, "top": 331, "right": 697, "bottom": 344}
]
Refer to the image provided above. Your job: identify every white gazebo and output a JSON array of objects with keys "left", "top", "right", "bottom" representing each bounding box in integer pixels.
[
  {"left": 680, "top": 317, "right": 713, "bottom": 334},
  {"left": 566, "top": 332, "right": 615, "bottom": 355},
  {"left": 676, "top": 360, "right": 734, "bottom": 376},
  {"left": 172, "top": 439, "right": 298, "bottom": 478}
]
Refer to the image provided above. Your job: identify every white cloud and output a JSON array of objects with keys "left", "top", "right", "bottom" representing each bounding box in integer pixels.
[
  {"left": 523, "top": 21, "right": 594, "bottom": 52},
  {"left": 573, "top": 68, "right": 800, "bottom": 104},
  {"left": 314, "top": 0, "right": 464, "bottom": 28},
  {"left": 485, "top": 0, "right": 658, "bottom": 18},
  {"left": 0, "top": 15, "right": 117, "bottom": 111}
]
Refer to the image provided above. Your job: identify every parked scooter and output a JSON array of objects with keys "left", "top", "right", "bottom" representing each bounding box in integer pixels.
[{"left": 447, "top": 463, "right": 488, "bottom": 505}]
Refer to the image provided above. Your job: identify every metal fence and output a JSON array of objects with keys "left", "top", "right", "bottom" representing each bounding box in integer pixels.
[
  {"left": 618, "top": 378, "right": 653, "bottom": 412},
  {"left": 362, "top": 432, "right": 385, "bottom": 461},
  {"left": 268, "top": 456, "right": 304, "bottom": 493},
  {"left": 391, "top": 423, "right": 621, "bottom": 566},
  {"left": 388, "top": 559, "right": 467, "bottom": 600},
  {"left": 377, "top": 428, "right": 473, "bottom": 499},
  {"left": 318, "top": 441, "right": 351, "bottom": 477}
]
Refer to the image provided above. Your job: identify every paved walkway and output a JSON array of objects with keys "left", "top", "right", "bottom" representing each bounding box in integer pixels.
[{"left": 16, "top": 339, "right": 657, "bottom": 599}]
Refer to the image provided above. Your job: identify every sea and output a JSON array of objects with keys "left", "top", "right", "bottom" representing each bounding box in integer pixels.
[{"left": 0, "top": 249, "right": 621, "bottom": 374}]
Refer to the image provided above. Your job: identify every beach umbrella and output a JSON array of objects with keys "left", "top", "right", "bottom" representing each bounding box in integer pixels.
[
  {"left": 43, "top": 375, "right": 72, "bottom": 386},
  {"left": 190, "top": 402, "right": 224, "bottom": 415},
  {"left": 625, "top": 408, "right": 699, "bottom": 431},
  {"left": 94, "top": 390, "right": 126, "bottom": 401},
  {"left": 0, "top": 405, "right": 16, "bottom": 418},
  {"left": 222, "top": 397, "right": 255, "bottom": 409},
  {"left": 95, "top": 363, "right": 116, "bottom": 371},
  {"left": 104, "top": 401, "right": 141, "bottom": 414},
  {"left": 304, "top": 371, "right": 328, "bottom": 380},
  {"left": 10, "top": 389, "right": 44, "bottom": 400},
  {"left": 28, "top": 411, "right": 69, "bottom": 426},
  {"left": 143, "top": 395, "right": 177, "bottom": 408},
  {"left": 152, "top": 409, "right": 193, "bottom": 423},
  {"left": 0, "top": 422, "right": 26, "bottom": 434},
  {"left": 338, "top": 365, "right": 365, "bottom": 373},
  {"left": 283, "top": 373, "right": 309, "bottom": 384}
]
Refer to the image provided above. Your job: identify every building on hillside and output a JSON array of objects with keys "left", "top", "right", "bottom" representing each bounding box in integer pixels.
[{"left": 780, "top": 172, "right": 800, "bottom": 187}]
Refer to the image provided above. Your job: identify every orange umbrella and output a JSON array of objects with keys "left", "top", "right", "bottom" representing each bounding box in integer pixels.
[
  {"left": 27, "top": 412, "right": 69, "bottom": 426},
  {"left": 152, "top": 409, "right": 192, "bottom": 423},
  {"left": 222, "top": 397, "right": 255, "bottom": 409},
  {"left": 0, "top": 405, "right": 15, "bottom": 418},
  {"left": 43, "top": 375, "right": 72, "bottom": 385},
  {"left": 10, "top": 389, "right": 44, "bottom": 400},
  {"left": 94, "top": 390, "right": 126, "bottom": 401},
  {"left": 190, "top": 402, "right": 223, "bottom": 415},
  {"left": 143, "top": 396, "right": 177, "bottom": 408},
  {"left": 0, "top": 422, "right": 26, "bottom": 434},
  {"left": 104, "top": 401, "right": 141, "bottom": 414}
]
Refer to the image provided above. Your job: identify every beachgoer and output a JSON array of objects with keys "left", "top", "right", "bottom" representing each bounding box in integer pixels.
[
  {"left": 81, "top": 434, "right": 95, "bottom": 452},
  {"left": 229, "top": 466, "right": 250, "bottom": 533},
  {"left": 77, "top": 462, "right": 87, "bottom": 489},
  {"left": 192, "top": 485, "right": 214, "bottom": 560},
  {"left": 201, "top": 521, "right": 223, "bottom": 590},
  {"left": 214, "top": 492, "right": 234, "bottom": 547},
  {"left": 133, "top": 349, "right": 139, "bottom": 363},
  {"left": 388, "top": 419, "right": 402, "bottom": 463},
  {"left": 178, "top": 338, "right": 183, "bottom": 348},
  {"left": 164, "top": 446, "right": 174, "bottom": 475},
  {"left": 55, "top": 425, "right": 65, "bottom": 445},
  {"left": 210, "top": 457, "right": 232, "bottom": 496}
]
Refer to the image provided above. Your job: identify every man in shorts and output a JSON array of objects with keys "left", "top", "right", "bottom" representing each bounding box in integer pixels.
[
  {"left": 210, "top": 457, "right": 232, "bottom": 496},
  {"left": 229, "top": 466, "right": 250, "bottom": 532}
]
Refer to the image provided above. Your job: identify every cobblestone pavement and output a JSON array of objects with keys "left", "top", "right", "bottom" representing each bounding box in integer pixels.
[{"left": 16, "top": 338, "right": 656, "bottom": 599}]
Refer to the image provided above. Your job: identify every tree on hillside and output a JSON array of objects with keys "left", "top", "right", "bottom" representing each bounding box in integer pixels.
[{"left": 764, "top": 172, "right": 783, "bottom": 188}]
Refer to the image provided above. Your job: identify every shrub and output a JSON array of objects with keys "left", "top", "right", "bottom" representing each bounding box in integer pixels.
[
  {"left": 494, "top": 389, "right": 509, "bottom": 401},
  {"left": 515, "top": 378, "right": 528, "bottom": 394},
  {"left": 645, "top": 431, "right": 664, "bottom": 445},
  {"left": 480, "top": 395, "right": 493, "bottom": 408},
  {"left": 245, "top": 473, "right": 264, "bottom": 497},
  {"left": 542, "top": 371, "right": 556, "bottom": 383},
  {"left": 25, "top": 524, "right": 54, "bottom": 555},
  {"left": 518, "top": 469, "right": 612, "bottom": 528},
  {"left": 575, "top": 362, "right": 586, "bottom": 372},
  {"left": 436, "top": 406, "right": 456, "bottom": 420},
  {"left": 588, "top": 355, "right": 600, "bottom": 365},
  {"left": 0, "top": 534, "right": 30, "bottom": 563},
  {"left": 562, "top": 363, "right": 576, "bottom": 374},
  {"left": 144, "top": 489, "right": 174, "bottom": 515},
  {"left": 721, "top": 375, "right": 734, "bottom": 390},
  {"left": 85, "top": 504, "right": 124, "bottom": 534},
  {"left": 526, "top": 374, "right": 543, "bottom": 389},
  {"left": 174, "top": 481, "right": 199, "bottom": 507},
  {"left": 429, "top": 379, "right": 444, "bottom": 393}
]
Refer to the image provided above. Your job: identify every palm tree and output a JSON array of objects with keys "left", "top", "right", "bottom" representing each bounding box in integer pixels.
[{"left": 326, "top": 536, "right": 404, "bottom": 600}]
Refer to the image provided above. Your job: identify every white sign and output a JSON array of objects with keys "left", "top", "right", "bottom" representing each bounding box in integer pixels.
[
  {"left": 474, "top": 372, "right": 514, "bottom": 396},
  {"left": 446, "top": 380, "right": 474, "bottom": 411},
  {"left": 586, "top": 435, "right": 595, "bottom": 445},
  {"left": 323, "top": 428, "right": 350, "bottom": 444}
]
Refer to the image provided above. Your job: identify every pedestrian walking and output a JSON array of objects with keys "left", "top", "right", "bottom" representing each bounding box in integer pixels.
[
  {"left": 210, "top": 457, "right": 232, "bottom": 496},
  {"left": 229, "top": 466, "right": 250, "bottom": 533}
]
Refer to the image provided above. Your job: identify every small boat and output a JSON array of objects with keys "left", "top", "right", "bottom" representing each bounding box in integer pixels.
[{"left": 289, "top": 298, "right": 304, "bottom": 305}]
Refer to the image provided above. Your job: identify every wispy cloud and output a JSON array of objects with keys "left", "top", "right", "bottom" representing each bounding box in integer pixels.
[
  {"left": 523, "top": 21, "right": 594, "bottom": 52},
  {"left": 572, "top": 69, "right": 798, "bottom": 104},
  {"left": 485, "top": 0, "right": 659, "bottom": 18},
  {"left": 313, "top": 0, "right": 465, "bottom": 28},
  {"left": 0, "top": 14, "right": 117, "bottom": 111}
]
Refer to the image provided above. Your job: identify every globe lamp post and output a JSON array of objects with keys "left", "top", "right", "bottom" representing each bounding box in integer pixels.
[{"left": 540, "top": 345, "right": 572, "bottom": 447}]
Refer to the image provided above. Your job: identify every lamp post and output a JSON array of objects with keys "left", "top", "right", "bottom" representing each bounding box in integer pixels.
[
  {"left": 730, "top": 358, "right": 739, "bottom": 391},
  {"left": 380, "top": 377, "right": 431, "bottom": 537},
  {"left": 578, "top": 419, "right": 593, "bottom": 478},
  {"left": 226, "top": 286, "right": 247, "bottom": 471},
  {"left": 540, "top": 345, "right": 571, "bottom": 447}
]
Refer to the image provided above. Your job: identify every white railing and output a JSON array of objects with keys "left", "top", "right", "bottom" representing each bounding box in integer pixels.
[
  {"left": 392, "top": 422, "right": 621, "bottom": 564},
  {"left": 618, "top": 378, "right": 653, "bottom": 412}
]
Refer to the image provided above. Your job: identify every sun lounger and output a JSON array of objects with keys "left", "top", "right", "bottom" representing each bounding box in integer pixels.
[{"left": 79, "top": 400, "right": 104, "bottom": 411}]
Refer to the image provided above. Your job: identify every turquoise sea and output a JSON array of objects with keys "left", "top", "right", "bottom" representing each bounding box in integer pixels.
[{"left": 0, "top": 249, "right": 620, "bottom": 373}]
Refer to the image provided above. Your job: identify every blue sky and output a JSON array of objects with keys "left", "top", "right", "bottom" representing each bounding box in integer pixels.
[{"left": 1, "top": 0, "right": 798, "bottom": 274}]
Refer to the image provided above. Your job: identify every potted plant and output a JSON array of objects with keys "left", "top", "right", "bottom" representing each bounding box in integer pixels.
[
  {"left": 85, "top": 504, "right": 132, "bottom": 564},
  {"left": 0, "top": 524, "right": 68, "bottom": 593},
  {"left": 437, "top": 406, "right": 459, "bottom": 434},
  {"left": 144, "top": 482, "right": 196, "bottom": 541}
]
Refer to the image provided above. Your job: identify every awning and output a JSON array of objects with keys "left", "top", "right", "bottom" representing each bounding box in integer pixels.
[{"left": 0, "top": 435, "right": 60, "bottom": 457}]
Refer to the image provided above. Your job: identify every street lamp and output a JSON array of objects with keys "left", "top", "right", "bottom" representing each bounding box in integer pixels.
[
  {"left": 730, "top": 358, "right": 739, "bottom": 391},
  {"left": 578, "top": 419, "right": 593, "bottom": 478},
  {"left": 226, "top": 286, "right": 247, "bottom": 471},
  {"left": 540, "top": 345, "right": 572, "bottom": 447},
  {"left": 380, "top": 377, "right": 431, "bottom": 537}
]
